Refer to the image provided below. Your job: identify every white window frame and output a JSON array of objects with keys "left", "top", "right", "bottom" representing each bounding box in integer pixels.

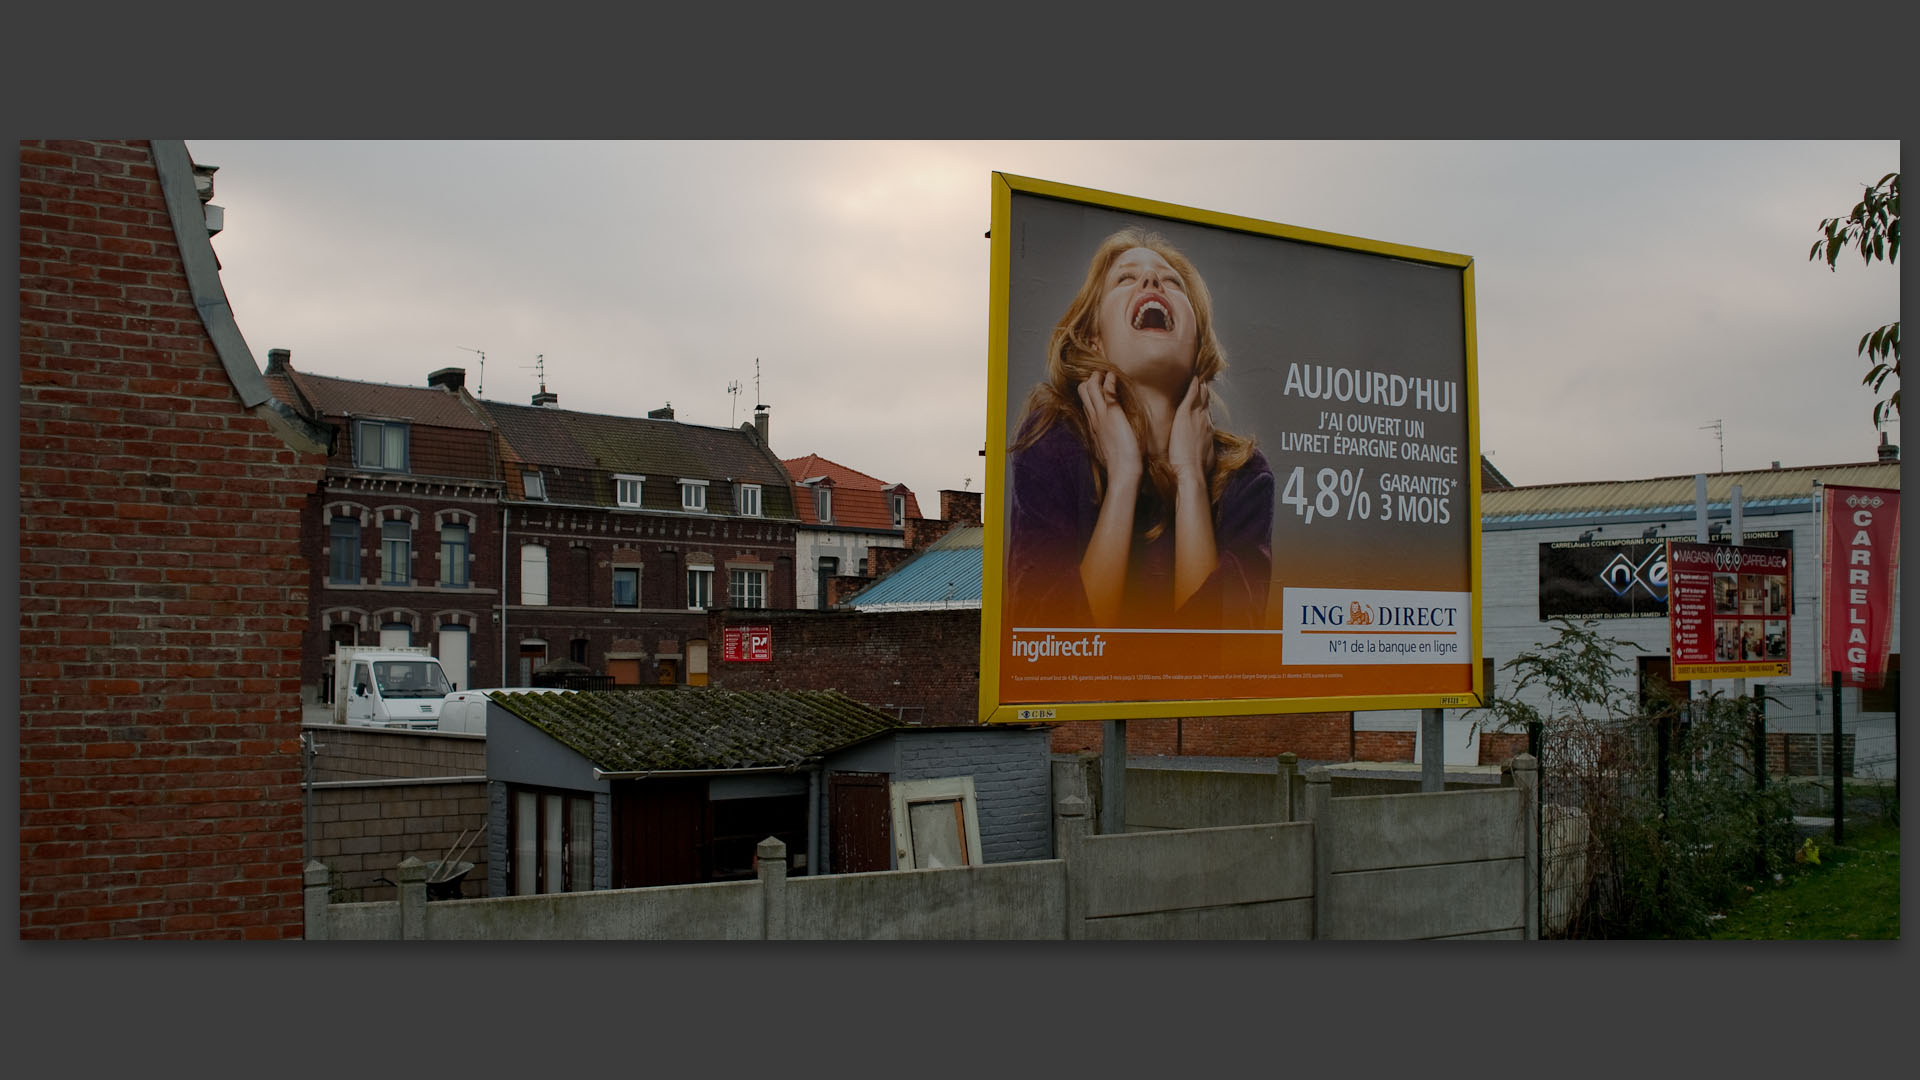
[
  {"left": 687, "top": 567, "right": 714, "bottom": 611},
  {"left": 521, "top": 544, "right": 548, "bottom": 606},
  {"left": 680, "top": 478, "right": 709, "bottom": 512},
  {"left": 815, "top": 485, "right": 832, "bottom": 524},
  {"left": 728, "top": 567, "right": 766, "bottom": 610},
  {"left": 439, "top": 523, "right": 468, "bottom": 588},
  {"left": 891, "top": 493, "right": 906, "bottom": 529},
  {"left": 889, "top": 776, "right": 983, "bottom": 870},
  {"left": 380, "top": 519, "right": 411, "bottom": 587},
  {"left": 615, "top": 474, "right": 645, "bottom": 509},
  {"left": 735, "top": 483, "right": 762, "bottom": 517},
  {"left": 354, "top": 418, "right": 408, "bottom": 472},
  {"left": 523, "top": 469, "right": 547, "bottom": 501}
]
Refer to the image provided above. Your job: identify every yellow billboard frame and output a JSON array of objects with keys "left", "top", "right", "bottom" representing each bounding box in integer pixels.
[{"left": 980, "top": 172, "right": 1485, "bottom": 724}]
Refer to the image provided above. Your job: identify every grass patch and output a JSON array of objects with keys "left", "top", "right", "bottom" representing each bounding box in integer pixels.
[{"left": 1708, "top": 821, "right": 1900, "bottom": 940}]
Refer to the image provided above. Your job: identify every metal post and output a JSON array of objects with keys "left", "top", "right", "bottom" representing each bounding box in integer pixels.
[
  {"left": 1304, "top": 767, "right": 1332, "bottom": 940},
  {"left": 1753, "top": 684, "right": 1768, "bottom": 877},
  {"left": 1656, "top": 713, "right": 1671, "bottom": 815},
  {"left": 1832, "top": 671, "right": 1845, "bottom": 845},
  {"left": 1420, "top": 708, "right": 1445, "bottom": 792},
  {"left": 1099, "top": 719, "right": 1126, "bottom": 835}
]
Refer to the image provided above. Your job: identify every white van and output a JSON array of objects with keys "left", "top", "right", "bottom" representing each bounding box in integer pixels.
[
  {"left": 332, "top": 646, "right": 453, "bottom": 729},
  {"left": 437, "top": 687, "right": 577, "bottom": 735}
]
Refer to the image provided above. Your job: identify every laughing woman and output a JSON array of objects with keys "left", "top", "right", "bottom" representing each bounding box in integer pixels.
[{"left": 1007, "top": 227, "right": 1274, "bottom": 629}]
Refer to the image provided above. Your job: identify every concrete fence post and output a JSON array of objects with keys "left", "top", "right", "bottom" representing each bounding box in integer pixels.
[
  {"left": 1055, "top": 793, "right": 1090, "bottom": 940},
  {"left": 397, "top": 856, "right": 428, "bottom": 941},
  {"left": 1512, "top": 753, "right": 1539, "bottom": 941},
  {"left": 303, "top": 860, "right": 331, "bottom": 941},
  {"left": 1275, "top": 753, "right": 1299, "bottom": 823},
  {"left": 1304, "top": 767, "right": 1332, "bottom": 940},
  {"left": 757, "top": 837, "right": 788, "bottom": 941}
]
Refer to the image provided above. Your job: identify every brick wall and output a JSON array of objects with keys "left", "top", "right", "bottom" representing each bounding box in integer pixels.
[
  {"left": 306, "top": 723, "right": 486, "bottom": 782},
  {"left": 310, "top": 781, "right": 490, "bottom": 902},
  {"left": 19, "top": 140, "right": 328, "bottom": 938},
  {"left": 708, "top": 608, "right": 980, "bottom": 725},
  {"left": 1048, "top": 712, "right": 1364, "bottom": 763},
  {"left": 1478, "top": 731, "right": 1531, "bottom": 766}
]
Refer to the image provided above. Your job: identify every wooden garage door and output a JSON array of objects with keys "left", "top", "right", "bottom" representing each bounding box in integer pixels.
[
  {"left": 611, "top": 777, "right": 709, "bottom": 888},
  {"left": 828, "top": 772, "right": 892, "bottom": 874}
]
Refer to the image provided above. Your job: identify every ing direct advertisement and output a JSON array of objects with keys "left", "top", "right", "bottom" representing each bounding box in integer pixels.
[{"left": 981, "top": 174, "right": 1482, "bottom": 724}]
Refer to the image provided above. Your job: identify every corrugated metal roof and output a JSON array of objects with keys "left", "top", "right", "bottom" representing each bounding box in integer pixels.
[
  {"left": 850, "top": 527, "right": 984, "bottom": 610},
  {"left": 1483, "top": 461, "right": 1899, "bottom": 522},
  {"left": 491, "top": 688, "right": 900, "bottom": 772}
]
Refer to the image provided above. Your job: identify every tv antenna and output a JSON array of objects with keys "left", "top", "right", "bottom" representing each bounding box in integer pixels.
[
  {"left": 524, "top": 353, "right": 547, "bottom": 393},
  {"left": 754, "top": 358, "right": 763, "bottom": 407},
  {"left": 1699, "top": 418, "right": 1724, "bottom": 472},
  {"left": 455, "top": 346, "right": 486, "bottom": 397},
  {"left": 726, "top": 380, "right": 743, "bottom": 425}
]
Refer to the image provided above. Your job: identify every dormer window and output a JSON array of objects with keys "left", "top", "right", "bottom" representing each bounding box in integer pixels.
[
  {"left": 353, "top": 419, "right": 408, "bottom": 472},
  {"left": 680, "top": 479, "right": 708, "bottom": 512},
  {"left": 523, "top": 469, "right": 547, "bottom": 501},
  {"left": 735, "top": 483, "right": 762, "bottom": 517},
  {"left": 891, "top": 492, "right": 906, "bottom": 529},
  {"left": 615, "top": 474, "right": 645, "bottom": 509},
  {"left": 815, "top": 484, "right": 832, "bottom": 524}
]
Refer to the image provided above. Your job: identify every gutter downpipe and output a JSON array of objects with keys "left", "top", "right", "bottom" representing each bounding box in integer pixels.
[{"left": 500, "top": 505, "right": 510, "bottom": 687}]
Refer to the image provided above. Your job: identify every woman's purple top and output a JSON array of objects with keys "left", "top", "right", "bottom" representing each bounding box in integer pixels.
[{"left": 1007, "top": 420, "right": 1274, "bottom": 629}]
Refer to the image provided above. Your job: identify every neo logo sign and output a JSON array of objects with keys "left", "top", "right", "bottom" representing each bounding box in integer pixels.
[{"left": 1599, "top": 548, "right": 1667, "bottom": 601}]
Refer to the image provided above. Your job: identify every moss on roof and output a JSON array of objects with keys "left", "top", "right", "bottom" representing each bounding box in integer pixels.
[{"left": 491, "top": 688, "right": 901, "bottom": 772}]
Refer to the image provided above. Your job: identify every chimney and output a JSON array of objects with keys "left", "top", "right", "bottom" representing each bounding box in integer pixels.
[
  {"left": 753, "top": 404, "right": 769, "bottom": 446},
  {"left": 648, "top": 403, "right": 675, "bottom": 420},
  {"left": 532, "top": 389, "right": 558, "bottom": 408},
  {"left": 940, "top": 489, "right": 983, "bottom": 526},
  {"left": 428, "top": 367, "right": 465, "bottom": 392},
  {"left": 1878, "top": 432, "right": 1900, "bottom": 462},
  {"left": 265, "top": 348, "right": 292, "bottom": 375}
]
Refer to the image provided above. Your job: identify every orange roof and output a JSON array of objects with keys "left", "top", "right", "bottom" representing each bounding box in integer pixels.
[{"left": 782, "top": 454, "right": 922, "bottom": 530}]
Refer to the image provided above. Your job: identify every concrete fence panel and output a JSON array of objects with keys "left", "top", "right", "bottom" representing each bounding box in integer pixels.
[
  {"left": 1124, "top": 769, "right": 1289, "bottom": 831},
  {"left": 785, "top": 862, "right": 1065, "bottom": 940},
  {"left": 421, "top": 880, "right": 763, "bottom": 940},
  {"left": 1322, "top": 859, "right": 1526, "bottom": 940},
  {"left": 327, "top": 902, "right": 400, "bottom": 940},
  {"left": 1324, "top": 788, "right": 1525, "bottom": 873},
  {"left": 1077, "top": 823, "right": 1313, "bottom": 917}
]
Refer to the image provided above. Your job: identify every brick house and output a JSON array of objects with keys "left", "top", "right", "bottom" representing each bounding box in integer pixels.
[
  {"left": 781, "top": 452, "right": 924, "bottom": 609},
  {"left": 19, "top": 139, "right": 330, "bottom": 938},
  {"left": 262, "top": 357, "right": 504, "bottom": 697},
  {"left": 481, "top": 395, "right": 801, "bottom": 687}
]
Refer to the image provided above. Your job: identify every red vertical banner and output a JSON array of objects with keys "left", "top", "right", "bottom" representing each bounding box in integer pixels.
[{"left": 1823, "top": 485, "right": 1900, "bottom": 688}]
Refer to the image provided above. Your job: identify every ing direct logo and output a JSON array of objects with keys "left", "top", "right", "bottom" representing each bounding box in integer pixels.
[{"left": 1347, "top": 602, "right": 1373, "bottom": 626}]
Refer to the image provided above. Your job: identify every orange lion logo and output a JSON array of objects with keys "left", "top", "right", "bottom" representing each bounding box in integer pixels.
[{"left": 1347, "top": 602, "right": 1373, "bottom": 626}]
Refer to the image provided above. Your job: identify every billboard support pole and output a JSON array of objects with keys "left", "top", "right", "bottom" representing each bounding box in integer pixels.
[
  {"left": 1832, "top": 671, "right": 1845, "bottom": 845},
  {"left": 1753, "top": 683, "right": 1768, "bottom": 878},
  {"left": 1732, "top": 484, "right": 1746, "bottom": 703},
  {"left": 1421, "top": 708, "right": 1445, "bottom": 792},
  {"left": 1099, "top": 720, "right": 1126, "bottom": 835}
]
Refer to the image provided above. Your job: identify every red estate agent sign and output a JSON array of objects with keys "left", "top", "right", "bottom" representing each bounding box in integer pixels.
[
  {"left": 1823, "top": 485, "right": 1899, "bottom": 688},
  {"left": 1667, "top": 541, "right": 1792, "bottom": 680},
  {"left": 722, "top": 625, "right": 772, "bottom": 662}
]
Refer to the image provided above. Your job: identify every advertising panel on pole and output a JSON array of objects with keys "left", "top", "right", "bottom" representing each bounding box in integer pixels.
[
  {"left": 980, "top": 173, "right": 1482, "bottom": 724},
  {"left": 1822, "top": 485, "right": 1899, "bottom": 688},
  {"left": 1538, "top": 531, "right": 1791, "bottom": 621},
  {"left": 1666, "top": 542, "right": 1792, "bottom": 680}
]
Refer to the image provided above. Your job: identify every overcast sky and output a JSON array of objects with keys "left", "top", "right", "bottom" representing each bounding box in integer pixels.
[{"left": 188, "top": 140, "right": 1900, "bottom": 506}]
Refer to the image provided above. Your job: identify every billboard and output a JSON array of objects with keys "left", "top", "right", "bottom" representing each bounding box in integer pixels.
[
  {"left": 981, "top": 174, "right": 1481, "bottom": 724},
  {"left": 1822, "top": 485, "right": 1899, "bottom": 688},
  {"left": 1666, "top": 542, "right": 1792, "bottom": 680},
  {"left": 1538, "top": 531, "right": 1792, "bottom": 620}
]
